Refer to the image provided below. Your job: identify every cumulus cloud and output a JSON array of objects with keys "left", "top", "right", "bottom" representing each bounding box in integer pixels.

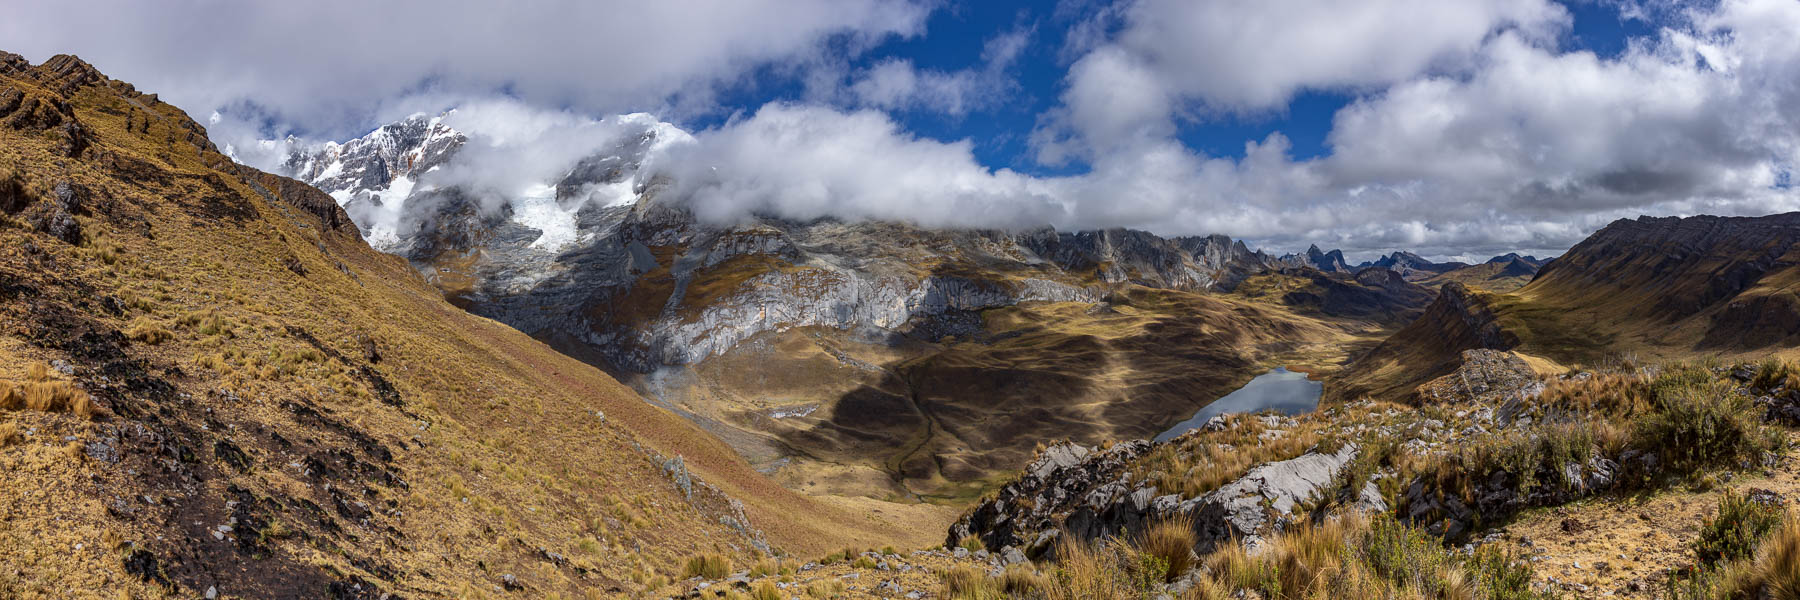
[
  {"left": 1038, "top": 0, "right": 1571, "bottom": 160},
  {"left": 844, "top": 26, "right": 1033, "bottom": 115},
  {"left": 9, "top": 0, "right": 1799, "bottom": 261},
  {"left": 665, "top": 104, "right": 1065, "bottom": 228},
  {"left": 0, "top": 0, "right": 930, "bottom": 139},
  {"left": 1011, "top": 0, "right": 1800, "bottom": 257}
]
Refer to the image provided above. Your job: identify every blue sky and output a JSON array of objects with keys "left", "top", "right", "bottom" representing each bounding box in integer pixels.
[
  {"left": 679, "top": 0, "right": 1659, "bottom": 173},
  {"left": 2, "top": 0, "right": 1796, "bottom": 260}
]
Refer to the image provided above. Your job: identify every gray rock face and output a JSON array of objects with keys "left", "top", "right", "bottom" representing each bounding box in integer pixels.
[
  {"left": 1417, "top": 349, "right": 1544, "bottom": 408},
  {"left": 951, "top": 439, "right": 1373, "bottom": 558},
  {"left": 284, "top": 113, "right": 465, "bottom": 202},
  {"left": 1279, "top": 244, "right": 1352, "bottom": 273},
  {"left": 1183, "top": 443, "right": 1360, "bottom": 552},
  {"left": 1400, "top": 450, "right": 1617, "bottom": 541}
]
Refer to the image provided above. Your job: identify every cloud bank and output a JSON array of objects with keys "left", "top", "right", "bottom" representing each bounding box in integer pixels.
[{"left": 5, "top": 0, "right": 1799, "bottom": 260}]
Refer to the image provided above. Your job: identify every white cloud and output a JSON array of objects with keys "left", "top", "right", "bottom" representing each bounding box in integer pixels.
[
  {"left": 0, "top": 0, "right": 930, "bottom": 139},
  {"left": 14, "top": 0, "right": 1800, "bottom": 261},
  {"left": 664, "top": 104, "right": 1066, "bottom": 229},
  {"left": 1014, "top": 0, "right": 1800, "bottom": 256},
  {"left": 844, "top": 26, "right": 1033, "bottom": 116},
  {"left": 1039, "top": 0, "right": 1570, "bottom": 161}
]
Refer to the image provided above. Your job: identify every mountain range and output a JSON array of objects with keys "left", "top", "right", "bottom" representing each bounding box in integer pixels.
[{"left": 5, "top": 53, "right": 1799, "bottom": 599}]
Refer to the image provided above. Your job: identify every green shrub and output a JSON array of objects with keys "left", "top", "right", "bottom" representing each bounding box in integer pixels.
[
  {"left": 1633, "top": 382, "right": 1777, "bottom": 473},
  {"left": 1695, "top": 489, "right": 1786, "bottom": 566},
  {"left": 1751, "top": 358, "right": 1798, "bottom": 392}
]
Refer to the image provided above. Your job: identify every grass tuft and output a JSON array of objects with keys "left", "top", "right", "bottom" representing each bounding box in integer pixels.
[
  {"left": 681, "top": 554, "right": 731, "bottom": 580},
  {"left": 125, "top": 317, "right": 173, "bottom": 345},
  {"left": 1140, "top": 515, "right": 1196, "bottom": 582}
]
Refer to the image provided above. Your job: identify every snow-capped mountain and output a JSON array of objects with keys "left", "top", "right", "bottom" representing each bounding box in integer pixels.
[{"left": 277, "top": 110, "right": 689, "bottom": 252}]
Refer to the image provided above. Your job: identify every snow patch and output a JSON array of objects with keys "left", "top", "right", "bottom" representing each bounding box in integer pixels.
[{"left": 510, "top": 185, "right": 581, "bottom": 251}]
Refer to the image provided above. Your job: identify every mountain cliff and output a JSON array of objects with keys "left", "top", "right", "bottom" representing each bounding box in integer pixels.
[{"left": 1279, "top": 244, "right": 1352, "bottom": 272}]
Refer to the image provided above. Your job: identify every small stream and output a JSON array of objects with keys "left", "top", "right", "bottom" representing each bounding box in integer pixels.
[{"left": 1153, "top": 367, "right": 1323, "bottom": 443}]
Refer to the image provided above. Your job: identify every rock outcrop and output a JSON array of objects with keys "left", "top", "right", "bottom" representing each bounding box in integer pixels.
[
  {"left": 1280, "top": 244, "right": 1353, "bottom": 273},
  {"left": 1400, "top": 450, "right": 1618, "bottom": 541},
  {"left": 1415, "top": 349, "right": 1543, "bottom": 406},
  {"left": 1364, "top": 251, "right": 1466, "bottom": 280},
  {"left": 949, "top": 438, "right": 1376, "bottom": 558}
]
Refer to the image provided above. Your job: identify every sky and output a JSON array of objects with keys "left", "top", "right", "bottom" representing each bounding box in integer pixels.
[{"left": 3, "top": 0, "right": 1798, "bottom": 261}]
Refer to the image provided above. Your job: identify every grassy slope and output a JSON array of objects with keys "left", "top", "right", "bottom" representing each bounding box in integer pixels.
[
  {"left": 652, "top": 279, "right": 1399, "bottom": 504},
  {"left": 0, "top": 54, "right": 924, "bottom": 599},
  {"left": 1419, "top": 260, "right": 1537, "bottom": 293}
]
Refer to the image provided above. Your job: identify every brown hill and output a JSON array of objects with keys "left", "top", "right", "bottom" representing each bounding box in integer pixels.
[
  {"left": 0, "top": 52, "right": 941, "bottom": 598},
  {"left": 1331, "top": 213, "right": 1800, "bottom": 402},
  {"left": 1420, "top": 257, "right": 1540, "bottom": 292}
]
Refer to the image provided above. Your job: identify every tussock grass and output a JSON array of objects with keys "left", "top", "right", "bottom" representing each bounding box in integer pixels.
[
  {"left": 681, "top": 554, "right": 731, "bottom": 580},
  {"left": 1142, "top": 412, "right": 1324, "bottom": 499},
  {"left": 1030, "top": 515, "right": 1556, "bottom": 600},
  {"left": 1140, "top": 515, "right": 1196, "bottom": 583},
  {"left": 1751, "top": 357, "right": 1800, "bottom": 392},
  {"left": 939, "top": 564, "right": 1004, "bottom": 600},
  {"left": 956, "top": 535, "right": 985, "bottom": 553},
  {"left": 0, "top": 421, "right": 19, "bottom": 447},
  {"left": 748, "top": 580, "right": 781, "bottom": 600},
  {"left": 124, "top": 317, "right": 173, "bottom": 344},
  {"left": 2, "top": 378, "right": 95, "bottom": 419},
  {"left": 805, "top": 579, "right": 845, "bottom": 598}
]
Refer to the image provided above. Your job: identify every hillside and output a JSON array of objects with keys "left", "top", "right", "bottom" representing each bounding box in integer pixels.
[
  {"left": 1332, "top": 214, "right": 1800, "bottom": 403},
  {"left": 0, "top": 52, "right": 948, "bottom": 599},
  {"left": 1418, "top": 257, "right": 1541, "bottom": 292}
]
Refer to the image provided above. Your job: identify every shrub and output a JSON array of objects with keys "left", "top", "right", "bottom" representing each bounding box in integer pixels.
[
  {"left": 1632, "top": 382, "right": 1777, "bottom": 473},
  {"left": 1694, "top": 489, "right": 1786, "bottom": 566},
  {"left": 1751, "top": 358, "right": 1798, "bottom": 392},
  {"left": 1464, "top": 545, "right": 1541, "bottom": 600},
  {"left": 1140, "top": 515, "right": 1196, "bottom": 582},
  {"left": 681, "top": 554, "right": 731, "bottom": 580}
]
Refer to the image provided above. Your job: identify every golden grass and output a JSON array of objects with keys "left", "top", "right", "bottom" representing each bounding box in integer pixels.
[
  {"left": 939, "top": 564, "right": 1004, "bottom": 600},
  {"left": 1140, "top": 515, "right": 1196, "bottom": 583},
  {"left": 748, "top": 580, "right": 781, "bottom": 600},
  {"left": 0, "top": 421, "right": 18, "bottom": 447},
  {"left": 2, "top": 378, "right": 95, "bottom": 419},
  {"left": 681, "top": 554, "right": 731, "bottom": 580},
  {"left": 805, "top": 578, "right": 846, "bottom": 598},
  {"left": 124, "top": 316, "right": 173, "bottom": 344}
]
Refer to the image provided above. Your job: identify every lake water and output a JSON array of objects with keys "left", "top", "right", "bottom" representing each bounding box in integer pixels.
[{"left": 1153, "top": 368, "right": 1323, "bottom": 443}]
